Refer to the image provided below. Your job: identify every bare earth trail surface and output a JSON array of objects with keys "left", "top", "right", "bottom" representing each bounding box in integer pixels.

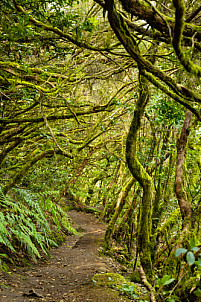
[{"left": 0, "top": 211, "right": 132, "bottom": 302}]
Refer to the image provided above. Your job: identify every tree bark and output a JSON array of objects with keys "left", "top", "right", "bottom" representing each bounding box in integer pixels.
[
  {"left": 104, "top": 177, "right": 135, "bottom": 248},
  {"left": 126, "top": 73, "right": 154, "bottom": 277},
  {"left": 175, "top": 110, "right": 192, "bottom": 227}
]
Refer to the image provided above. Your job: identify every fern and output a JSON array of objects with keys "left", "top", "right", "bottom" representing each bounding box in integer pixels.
[
  {"left": 12, "top": 229, "right": 40, "bottom": 262},
  {"left": 61, "top": 216, "right": 78, "bottom": 235},
  {"left": 0, "top": 187, "right": 77, "bottom": 264},
  {"left": 0, "top": 187, "right": 76, "bottom": 266},
  {"left": 0, "top": 211, "right": 16, "bottom": 252}
]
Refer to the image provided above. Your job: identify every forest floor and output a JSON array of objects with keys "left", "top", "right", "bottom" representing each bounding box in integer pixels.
[{"left": 0, "top": 210, "right": 134, "bottom": 302}]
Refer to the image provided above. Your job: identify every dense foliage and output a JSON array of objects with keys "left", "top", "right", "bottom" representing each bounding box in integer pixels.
[{"left": 0, "top": 0, "right": 201, "bottom": 301}]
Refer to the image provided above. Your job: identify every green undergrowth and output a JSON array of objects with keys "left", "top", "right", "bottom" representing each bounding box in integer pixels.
[
  {"left": 0, "top": 187, "right": 77, "bottom": 270},
  {"left": 92, "top": 273, "right": 149, "bottom": 301},
  {"left": 62, "top": 194, "right": 102, "bottom": 214}
]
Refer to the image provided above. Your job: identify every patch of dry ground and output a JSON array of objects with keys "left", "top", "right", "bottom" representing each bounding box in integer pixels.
[{"left": 0, "top": 211, "right": 133, "bottom": 302}]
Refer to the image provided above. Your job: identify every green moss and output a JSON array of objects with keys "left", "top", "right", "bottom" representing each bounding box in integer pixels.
[
  {"left": 156, "top": 208, "right": 181, "bottom": 235},
  {"left": 92, "top": 272, "right": 126, "bottom": 286},
  {"left": 92, "top": 273, "right": 148, "bottom": 300},
  {"left": 130, "top": 270, "right": 142, "bottom": 283}
]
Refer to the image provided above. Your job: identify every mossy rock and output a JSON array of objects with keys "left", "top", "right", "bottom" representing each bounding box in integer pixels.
[
  {"left": 92, "top": 273, "right": 149, "bottom": 300},
  {"left": 130, "top": 270, "right": 142, "bottom": 283}
]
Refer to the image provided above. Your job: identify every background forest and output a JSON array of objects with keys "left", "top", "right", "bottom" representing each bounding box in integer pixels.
[{"left": 0, "top": 0, "right": 201, "bottom": 301}]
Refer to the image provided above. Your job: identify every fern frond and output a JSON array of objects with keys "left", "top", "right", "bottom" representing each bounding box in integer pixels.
[
  {"left": 12, "top": 229, "right": 40, "bottom": 261},
  {"left": 0, "top": 187, "right": 76, "bottom": 266},
  {"left": 0, "top": 213, "right": 16, "bottom": 252}
]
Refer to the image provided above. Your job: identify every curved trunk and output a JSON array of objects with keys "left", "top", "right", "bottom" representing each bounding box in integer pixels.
[{"left": 126, "top": 74, "right": 154, "bottom": 277}]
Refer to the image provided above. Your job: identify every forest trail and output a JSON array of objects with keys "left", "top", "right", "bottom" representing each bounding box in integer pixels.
[{"left": 0, "top": 211, "right": 132, "bottom": 302}]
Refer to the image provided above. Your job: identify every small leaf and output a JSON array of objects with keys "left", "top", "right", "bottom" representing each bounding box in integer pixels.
[
  {"left": 192, "top": 246, "right": 200, "bottom": 252},
  {"left": 160, "top": 275, "right": 171, "bottom": 284},
  {"left": 164, "top": 278, "right": 175, "bottom": 285},
  {"left": 175, "top": 248, "right": 187, "bottom": 257},
  {"left": 158, "top": 275, "right": 175, "bottom": 286},
  {"left": 186, "top": 251, "right": 195, "bottom": 266}
]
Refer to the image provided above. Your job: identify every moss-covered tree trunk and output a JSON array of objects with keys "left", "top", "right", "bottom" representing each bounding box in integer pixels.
[
  {"left": 114, "top": 186, "right": 139, "bottom": 239},
  {"left": 175, "top": 110, "right": 192, "bottom": 229},
  {"left": 126, "top": 73, "right": 154, "bottom": 277},
  {"left": 151, "top": 128, "right": 171, "bottom": 234},
  {"left": 163, "top": 110, "right": 194, "bottom": 278},
  {"left": 100, "top": 161, "right": 121, "bottom": 220},
  {"left": 104, "top": 177, "right": 135, "bottom": 249}
]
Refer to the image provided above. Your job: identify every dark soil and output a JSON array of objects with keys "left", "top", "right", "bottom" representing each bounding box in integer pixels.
[{"left": 0, "top": 211, "right": 132, "bottom": 302}]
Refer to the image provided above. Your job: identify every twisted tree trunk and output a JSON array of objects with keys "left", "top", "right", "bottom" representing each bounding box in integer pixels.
[{"left": 126, "top": 73, "right": 154, "bottom": 277}]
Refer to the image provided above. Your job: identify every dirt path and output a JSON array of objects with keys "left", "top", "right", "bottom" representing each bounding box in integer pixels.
[{"left": 0, "top": 211, "right": 132, "bottom": 302}]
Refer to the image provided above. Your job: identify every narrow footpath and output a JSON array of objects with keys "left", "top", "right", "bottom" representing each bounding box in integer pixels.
[{"left": 0, "top": 211, "right": 133, "bottom": 302}]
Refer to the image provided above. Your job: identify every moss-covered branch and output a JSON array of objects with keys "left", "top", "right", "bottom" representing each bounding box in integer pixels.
[
  {"left": 0, "top": 104, "right": 114, "bottom": 125},
  {"left": 104, "top": 0, "right": 201, "bottom": 111},
  {"left": 0, "top": 139, "right": 22, "bottom": 165},
  {"left": 12, "top": 0, "right": 116, "bottom": 52},
  {"left": 173, "top": 0, "right": 201, "bottom": 76},
  {"left": 40, "top": 103, "right": 72, "bottom": 158},
  {"left": 141, "top": 70, "right": 201, "bottom": 120},
  {"left": 96, "top": 0, "right": 201, "bottom": 49},
  {"left": 3, "top": 149, "right": 72, "bottom": 195},
  {"left": 0, "top": 61, "right": 73, "bottom": 81},
  {"left": 0, "top": 75, "right": 58, "bottom": 94},
  {"left": 118, "top": 0, "right": 201, "bottom": 43}
]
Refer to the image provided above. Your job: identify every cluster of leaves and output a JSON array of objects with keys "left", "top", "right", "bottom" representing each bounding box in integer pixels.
[
  {"left": 176, "top": 247, "right": 201, "bottom": 267},
  {"left": 148, "top": 94, "right": 185, "bottom": 127},
  {"left": 153, "top": 246, "right": 201, "bottom": 301},
  {"left": 119, "top": 282, "right": 147, "bottom": 301},
  {"left": 155, "top": 275, "right": 177, "bottom": 302},
  {"left": 0, "top": 187, "right": 77, "bottom": 269}
]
